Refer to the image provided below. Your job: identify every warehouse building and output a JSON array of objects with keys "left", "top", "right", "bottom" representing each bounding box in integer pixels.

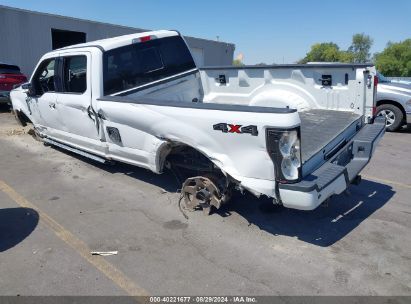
[{"left": 0, "top": 5, "right": 235, "bottom": 76}]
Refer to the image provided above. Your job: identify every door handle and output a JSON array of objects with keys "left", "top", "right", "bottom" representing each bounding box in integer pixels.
[{"left": 49, "top": 102, "right": 56, "bottom": 109}]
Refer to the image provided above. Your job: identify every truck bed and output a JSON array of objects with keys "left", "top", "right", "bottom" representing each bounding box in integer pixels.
[{"left": 300, "top": 109, "right": 362, "bottom": 163}]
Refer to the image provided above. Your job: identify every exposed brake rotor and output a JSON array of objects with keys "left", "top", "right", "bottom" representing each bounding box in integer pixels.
[{"left": 181, "top": 176, "right": 224, "bottom": 215}]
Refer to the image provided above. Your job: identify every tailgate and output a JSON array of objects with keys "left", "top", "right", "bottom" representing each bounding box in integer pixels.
[
  {"left": 278, "top": 117, "right": 385, "bottom": 210},
  {"left": 300, "top": 109, "right": 363, "bottom": 176}
]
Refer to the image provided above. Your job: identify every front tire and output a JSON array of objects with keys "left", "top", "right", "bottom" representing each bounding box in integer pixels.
[{"left": 376, "top": 104, "right": 403, "bottom": 132}]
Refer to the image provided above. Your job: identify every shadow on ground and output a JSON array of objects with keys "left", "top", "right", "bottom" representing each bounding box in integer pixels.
[
  {"left": 48, "top": 142, "right": 394, "bottom": 247},
  {"left": 0, "top": 104, "right": 11, "bottom": 113},
  {"left": 217, "top": 179, "right": 394, "bottom": 247},
  {"left": 50, "top": 144, "right": 181, "bottom": 192},
  {"left": 397, "top": 123, "right": 411, "bottom": 134},
  {"left": 0, "top": 207, "right": 39, "bottom": 252}
]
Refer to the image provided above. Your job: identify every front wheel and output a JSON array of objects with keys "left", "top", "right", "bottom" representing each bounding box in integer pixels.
[{"left": 376, "top": 104, "right": 404, "bottom": 132}]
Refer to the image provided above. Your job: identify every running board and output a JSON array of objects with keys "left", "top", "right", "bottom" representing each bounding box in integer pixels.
[{"left": 43, "top": 138, "right": 107, "bottom": 164}]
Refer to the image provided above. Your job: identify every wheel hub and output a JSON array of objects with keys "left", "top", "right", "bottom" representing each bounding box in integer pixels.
[
  {"left": 377, "top": 109, "right": 395, "bottom": 127},
  {"left": 181, "top": 176, "right": 223, "bottom": 215}
]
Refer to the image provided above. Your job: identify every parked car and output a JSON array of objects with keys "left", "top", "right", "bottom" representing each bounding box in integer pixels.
[
  {"left": 376, "top": 72, "right": 411, "bottom": 131},
  {"left": 0, "top": 63, "right": 27, "bottom": 106},
  {"left": 10, "top": 30, "right": 385, "bottom": 213},
  {"left": 390, "top": 78, "right": 411, "bottom": 85}
]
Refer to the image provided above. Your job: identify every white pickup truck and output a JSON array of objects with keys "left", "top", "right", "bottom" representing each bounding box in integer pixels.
[{"left": 11, "top": 30, "right": 385, "bottom": 214}]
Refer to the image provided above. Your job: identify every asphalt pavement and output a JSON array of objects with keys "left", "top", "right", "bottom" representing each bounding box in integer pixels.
[{"left": 0, "top": 106, "right": 410, "bottom": 296}]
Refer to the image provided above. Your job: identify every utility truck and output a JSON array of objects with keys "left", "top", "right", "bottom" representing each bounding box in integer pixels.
[{"left": 11, "top": 30, "right": 385, "bottom": 214}]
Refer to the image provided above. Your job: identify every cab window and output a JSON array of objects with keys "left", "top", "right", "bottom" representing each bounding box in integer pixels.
[
  {"left": 62, "top": 55, "right": 87, "bottom": 93},
  {"left": 103, "top": 36, "right": 196, "bottom": 95},
  {"left": 32, "top": 58, "right": 56, "bottom": 96}
]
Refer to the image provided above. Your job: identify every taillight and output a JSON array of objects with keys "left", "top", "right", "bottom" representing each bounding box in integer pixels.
[
  {"left": 373, "top": 75, "right": 378, "bottom": 117},
  {"left": 140, "top": 35, "right": 151, "bottom": 42},
  {"left": 266, "top": 127, "right": 302, "bottom": 183}
]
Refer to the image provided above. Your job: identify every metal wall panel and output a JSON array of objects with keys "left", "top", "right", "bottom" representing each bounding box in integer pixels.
[{"left": 0, "top": 5, "right": 235, "bottom": 76}]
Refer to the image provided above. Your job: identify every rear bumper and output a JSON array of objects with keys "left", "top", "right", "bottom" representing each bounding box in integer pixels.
[
  {"left": 278, "top": 117, "right": 386, "bottom": 210},
  {"left": 406, "top": 111, "right": 411, "bottom": 123}
]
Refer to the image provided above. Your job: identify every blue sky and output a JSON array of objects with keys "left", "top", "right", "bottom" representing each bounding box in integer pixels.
[{"left": 1, "top": 0, "right": 410, "bottom": 64}]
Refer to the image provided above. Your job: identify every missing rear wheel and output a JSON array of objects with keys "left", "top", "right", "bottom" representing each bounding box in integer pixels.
[{"left": 181, "top": 175, "right": 231, "bottom": 215}]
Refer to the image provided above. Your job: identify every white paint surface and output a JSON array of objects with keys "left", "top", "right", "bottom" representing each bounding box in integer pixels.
[{"left": 10, "top": 30, "right": 379, "bottom": 210}]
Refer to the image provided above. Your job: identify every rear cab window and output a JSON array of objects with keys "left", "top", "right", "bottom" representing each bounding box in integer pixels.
[{"left": 103, "top": 35, "right": 196, "bottom": 96}]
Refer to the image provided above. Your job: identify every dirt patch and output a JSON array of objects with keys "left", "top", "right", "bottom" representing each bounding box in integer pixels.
[
  {"left": 0, "top": 112, "right": 32, "bottom": 137},
  {"left": 0, "top": 126, "right": 31, "bottom": 137}
]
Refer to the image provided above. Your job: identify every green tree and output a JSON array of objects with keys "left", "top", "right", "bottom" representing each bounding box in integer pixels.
[
  {"left": 348, "top": 33, "right": 373, "bottom": 63},
  {"left": 338, "top": 51, "right": 355, "bottom": 63},
  {"left": 375, "top": 39, "right": 411, "bottom": 76},
  {"left": 298, "top": 33, "right": 374, "bottom": 64},
  {"left": 232, "top": 59, "right": 244, "bottom": 66},
  {"left": 298, "top": 42, "right": 341, "bottom": 63}
]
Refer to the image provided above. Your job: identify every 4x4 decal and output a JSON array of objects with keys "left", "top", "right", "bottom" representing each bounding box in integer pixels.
[{"left": 213, "top": 123, "right": 258, "bottom": 136}]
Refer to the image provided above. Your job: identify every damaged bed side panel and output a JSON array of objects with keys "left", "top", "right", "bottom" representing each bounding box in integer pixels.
[{"left": 96, "top": 98, "right": 300, "bottom": 196}]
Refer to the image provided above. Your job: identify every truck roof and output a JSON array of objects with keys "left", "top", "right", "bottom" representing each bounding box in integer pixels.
[{"left": 55, "top": 30, "right": 179, "bottom": 53}]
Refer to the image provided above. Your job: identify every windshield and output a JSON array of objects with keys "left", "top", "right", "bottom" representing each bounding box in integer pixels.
[
  {"left": 377, "top": 72, "right": 391, "bottom": 83},
  {"left": 103, "top": 36, "right": 196, "bottom": 95}
]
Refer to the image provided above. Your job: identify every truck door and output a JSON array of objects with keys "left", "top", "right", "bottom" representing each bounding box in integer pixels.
[
  {"left": 56, "top": 52, "right": 105, "bottom": 155},
  {"left": 28, "top": 57, "right": 62, "bottom": 137}
]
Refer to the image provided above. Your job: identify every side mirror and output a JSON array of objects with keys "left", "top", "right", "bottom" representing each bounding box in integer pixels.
[{"left": 21, "top": 82, "right": 35, "bottom": 97}]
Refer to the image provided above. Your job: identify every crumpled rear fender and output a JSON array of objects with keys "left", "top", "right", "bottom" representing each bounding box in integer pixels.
[{"left": 98, "top": 100, "right": 301, "bottom": 197}]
